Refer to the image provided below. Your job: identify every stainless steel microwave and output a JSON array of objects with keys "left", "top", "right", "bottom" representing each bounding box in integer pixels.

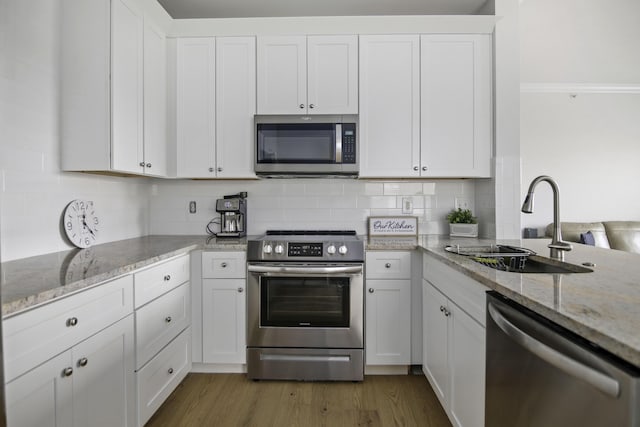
[{"left": 254, "top": 115, "right": 358, "bottom": 177}]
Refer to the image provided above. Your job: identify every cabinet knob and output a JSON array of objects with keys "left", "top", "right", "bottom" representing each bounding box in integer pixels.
[
  {"left": 146, "top": 163, "right": 152, "bottom": 168},
  {"left": 309, "top": 104, "right": 315, "bottom": 109},
  {"left": 139, "top": 162, "right": 146, "bottom": 167},
  {"left": 221, "top": 262, "right": 227, "bottom": 268},
  {"left": 238, "top": 287, "right": 244, "bottom": 293},
  {"left": 368, "top": 288, "right": 374, "bottom": 293},
  {"left": 66, "top": 317, "right": 79, "bottom": 327},
  {"left": 444, "top": 309, "right": 451, "bottom": 317},
  {"left": 299, "top": 104, "right": 305, "bottom": 109},
  {"left": 385, "top": 263, "right": 391, "bottom": 268},
  {"left": 168, "top": 368, "right": 174, "bottom": 375},
  {"left": 209, "top": 167, "right": 214, "bottom": 172},
  {"left": 217, "top": 167, "right": 223, "bottom": 172},
  {"left": 413, "top": 166, "right": 419, "bottom": 171},
  {"left": 422, "top": 166, "right": 427, "bottom": 171},
  {"left": 63, "top": 367, "right": 74, "bottom": 377},
  {"left": 440, "top": 306, "right": 445, "bottom": 312},
  {"left": 78, "top": 357, "right": 88, "bottom": 367},
  {"left": 165, "top": 316, "right": 172, "bottom": 323},
  {"left": 164, "top": 274, "right": 171, "bottom": 281}
]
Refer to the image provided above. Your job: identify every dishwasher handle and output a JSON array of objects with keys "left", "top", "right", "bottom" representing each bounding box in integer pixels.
[{"left": 488, "top": 302, "right": 620, "bottom": 398}]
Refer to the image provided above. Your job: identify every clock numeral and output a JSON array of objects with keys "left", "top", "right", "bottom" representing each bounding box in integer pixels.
[
  {"left": 66, "top": 221, "right": 73, "bottom": 230},
  {"left": 85, "top": 238, "right": 90, "bottom": 246},
  {"left": 93, "top": 217, "right": 99, "bottom": 225}
]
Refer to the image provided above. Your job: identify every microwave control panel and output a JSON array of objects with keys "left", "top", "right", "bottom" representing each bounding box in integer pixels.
[{"left": 341, "top": 124, "right": 357, "bottom": 164}]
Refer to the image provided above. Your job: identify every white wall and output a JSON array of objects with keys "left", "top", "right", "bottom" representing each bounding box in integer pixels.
[
  {"left": 0, "top": 0, "right": 151, "bottom": 262},
  {"left": 149, "top": 179, "right": 479, "bottom": 237},
  {"left": 520, "top": 0, "right": 640, "bottom": 234}
]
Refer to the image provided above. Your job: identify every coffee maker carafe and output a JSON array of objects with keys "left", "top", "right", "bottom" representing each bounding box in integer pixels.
[{"left": 216, "top": 192, "right": 247, "bottom": 237}]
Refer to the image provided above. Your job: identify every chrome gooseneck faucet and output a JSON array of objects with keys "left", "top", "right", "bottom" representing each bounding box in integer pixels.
[{"left": 521, "top": 175, "right": 572, "bottom": 260}]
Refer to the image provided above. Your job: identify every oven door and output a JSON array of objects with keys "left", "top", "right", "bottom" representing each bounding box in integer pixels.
[{"left": 247, "top": 264, "right": 364, "bottom": 349}]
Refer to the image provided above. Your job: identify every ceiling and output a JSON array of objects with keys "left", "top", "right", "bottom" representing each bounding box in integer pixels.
[{"left": 156, "top": 0, "right": 493, "bottom": 19}]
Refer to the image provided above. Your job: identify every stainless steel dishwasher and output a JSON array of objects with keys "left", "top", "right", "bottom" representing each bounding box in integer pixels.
[{"left": 486, "top": 292, "right": 640, "bottom": 427}]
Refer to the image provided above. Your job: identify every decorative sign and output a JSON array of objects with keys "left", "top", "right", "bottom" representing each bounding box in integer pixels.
[{"left": 368, "top": 216, "right": 418, "bottom": 237}]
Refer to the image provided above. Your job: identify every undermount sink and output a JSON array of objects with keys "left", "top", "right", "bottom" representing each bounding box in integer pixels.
[{"left": 444, "top": 244, "right": 593, "bottom": 274}]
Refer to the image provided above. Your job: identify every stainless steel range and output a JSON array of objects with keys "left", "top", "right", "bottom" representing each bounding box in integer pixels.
[{"left": 246, "top": 230, "right": 365, "bottom": 381}]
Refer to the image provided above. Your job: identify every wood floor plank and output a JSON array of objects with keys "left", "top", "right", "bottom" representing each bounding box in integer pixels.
[{"left": 146, "top": 373, "right": 452, "bottom": 427}]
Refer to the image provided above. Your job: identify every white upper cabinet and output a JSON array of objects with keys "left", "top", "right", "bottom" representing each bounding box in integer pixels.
[
  {"left": 359, "top": 35, "right": 421, "bottom": 177},
  {"left": 257, "top": 35, "right": 358, "bottom": 115},
  {"left": 61, "top": 0, "right": 169, "bottom": 177},
  {"left": 175, "top": 37, "right": 216, "bottom": 178},
  {"left": 420, "top": 34, "right": 492, "bottom": 178},
  {"left": 175, "top": 37, "right": 256, "bottom": 178},
  {"left": 215, "top": 37, "right": 257, "bottom": 178}
]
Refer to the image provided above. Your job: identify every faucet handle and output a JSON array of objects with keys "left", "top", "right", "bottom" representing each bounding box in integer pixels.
[{"left": 549, "top": 241, "right": 573, "bottom": 251}]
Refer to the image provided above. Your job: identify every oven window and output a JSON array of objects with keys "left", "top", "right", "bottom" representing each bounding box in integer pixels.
[
  {"left": 257, "top": 123, "right": 336, "bottom": 164},
  {"left": 260, "top": 276, "right": 350, "bottom": 327}
]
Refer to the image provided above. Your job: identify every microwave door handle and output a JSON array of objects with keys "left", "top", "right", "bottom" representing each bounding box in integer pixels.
[{"left": 335, "top": 123, "right": 342, "bottom": 163}]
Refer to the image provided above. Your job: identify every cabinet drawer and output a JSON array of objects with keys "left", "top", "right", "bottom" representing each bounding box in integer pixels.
[
  {"left": 423, "top": 254, "right": 488, "bottom": 326},
  {"left": 135, "top": 282, "right": 191, "bottom": 369},
  {"left": 366, "top": 251, "right": 412, "bottom": 279},
  {"left": 137, "top": 327, "right": 191, "bottom": 426},
  {"left": 134, "top": 255, "right": 189, "bottom": 308},
  {"left": 202, "top": 251, "right": 246, "bottom": 278},
  {"left": 4, "top": 275, "right": 134, "bottom": 383}
]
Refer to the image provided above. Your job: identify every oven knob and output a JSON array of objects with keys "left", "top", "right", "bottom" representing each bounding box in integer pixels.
[
  {"left": 327, "top": 245, "right": 336, "bottom": 255},
  {"left": 338, "top": 245, "right": 348, "bottom": 255},
  {"left": 274, "top": 244, "right": 285, "bottom": 255},
  {"left": 263, "top": 244, "right": 273, "bottom": 254}
]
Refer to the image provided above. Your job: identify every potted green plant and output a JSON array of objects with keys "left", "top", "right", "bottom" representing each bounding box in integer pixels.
[{"left": 446, "top": 208, "right": 478, "bottom": 237}]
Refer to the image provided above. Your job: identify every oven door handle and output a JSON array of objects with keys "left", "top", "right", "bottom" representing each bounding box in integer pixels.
[{"left": 247, "top": 265, "right": 363, "bottom": 275}]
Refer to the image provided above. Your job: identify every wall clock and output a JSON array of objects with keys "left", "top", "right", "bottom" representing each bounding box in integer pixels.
[{"left": 63, "top": 199, "right": 100, "bottom": 248}]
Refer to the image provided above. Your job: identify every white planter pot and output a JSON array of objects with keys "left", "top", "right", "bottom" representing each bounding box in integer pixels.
[{"left": 449, "top": 223, "right": 478, "bottom": 238}]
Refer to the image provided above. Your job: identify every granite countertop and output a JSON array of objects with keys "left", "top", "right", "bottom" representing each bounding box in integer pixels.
[
  {"left": 1, "top": 235, "right": 249, "bottom": 317},
  {"left": 419, "top": 236, "right": 640, "bottom": 367}
]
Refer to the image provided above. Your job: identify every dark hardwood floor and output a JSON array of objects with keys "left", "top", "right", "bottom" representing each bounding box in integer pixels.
[{"left": 146, "top": 373, "right": 452, "bottom": 426}]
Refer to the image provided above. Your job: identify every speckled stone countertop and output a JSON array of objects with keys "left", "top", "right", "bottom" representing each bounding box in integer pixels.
[
  {"left": 1, "top": 235, "right": 248, "bottom": 318},
  {"left": 418, "top": 236, "right": 640, "bottom": 367}
]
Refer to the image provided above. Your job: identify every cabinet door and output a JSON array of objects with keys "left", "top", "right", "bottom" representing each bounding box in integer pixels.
[
  {"left": 365, "top": 279, "right": 411, "bottom": 365},
  {"left": 5, "top": 351, "right": 74, "bottom": 427},
  {"left": 359, "top": 35, "right": 420, "bottom": 177},
  {"left": 111, "top": 0, "right": 144, "bottom": 174},
  {"left": 143, "top": 20, "right": 168, "bottom": 177},
  {"left": 216, "top": 37, "right": 257, "bottom": 178},
  {"left": 256, "top": 36, "right": 306, "bottom": 114},
  {"left": 202, "top": 279, "right": 246, "bottom": 364},
  {"left": 422, "top": 280, "right": 449, "bottom": 404},
  {"left": 72, "top": 315, "right": 135, "bottom": 427},
  {"left": 420, "top": 35, "right": 492, "bottom": 178},
  {"left": 449, "top": 305, "right": 485, "bottom": 427},
  {"left": 307, "top": 35, "right": 358, "bottom": 114},
  {"left": 176, "top": 37, "right": 216, "bottom": 177}
]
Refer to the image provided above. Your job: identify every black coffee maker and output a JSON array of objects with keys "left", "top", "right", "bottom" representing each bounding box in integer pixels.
[{"left": 215, "top": 192, "right": 247, "bottom": 237}]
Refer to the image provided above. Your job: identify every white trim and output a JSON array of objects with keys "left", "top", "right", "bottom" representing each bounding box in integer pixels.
[{"left": 520, "top": 83, "right": 640, "bottom": 94}]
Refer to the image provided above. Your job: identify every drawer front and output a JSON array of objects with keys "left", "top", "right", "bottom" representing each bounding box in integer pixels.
[
  {"left": 423, "top": 254, "right": 488, "bottom": 326},
  {"left": 135, "top": 282, "right": 191, "bottom": 369},
  {"left": 202, "top": 251, "right": 246, "bottom": 279},
  {"left": 137, "top": 327, "right": 191, "bottom": 426},
  {"left": 134, "top": 255, "right": 190, "bottom": 308},
  {"left": 4, "top": 275, "right": 134, "bottom": 383},
  {"left": 366, "top": 251, "right": 412, "bottom": 279}
]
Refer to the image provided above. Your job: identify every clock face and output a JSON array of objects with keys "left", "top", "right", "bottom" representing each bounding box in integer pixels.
[{"left": 63, "top": 199, "right": 100, "bottom": 248}]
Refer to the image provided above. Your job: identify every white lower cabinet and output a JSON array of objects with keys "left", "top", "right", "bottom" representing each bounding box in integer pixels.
[
  {"left": 6, "top": 314, "right": 136, "bottom": 427},
  {"left": 422, "top": 254, "right": 486, "bottom": 427}
]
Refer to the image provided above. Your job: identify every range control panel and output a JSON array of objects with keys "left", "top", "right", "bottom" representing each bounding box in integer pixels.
[{"left": 288, "top": 243, "right": 323, "bottom": 257}]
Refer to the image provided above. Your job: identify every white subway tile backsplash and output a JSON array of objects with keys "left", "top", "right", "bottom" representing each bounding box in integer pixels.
[{"left": 422, "top": 182, "right": 437, "bottom": 195}]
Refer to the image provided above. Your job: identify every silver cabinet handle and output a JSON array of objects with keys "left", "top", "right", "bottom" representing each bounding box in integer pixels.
[
  {"left": 443, "top": 308, "right": 451, "bottom": 317},
  {"left": 217, "top": 167, "right": 223, "bottom": 172},
  {"left": 67, "top": 317, "right": 78, "bottom": 327},
  {"left": 413, "top": 166, "right": 419, "bottom": 171},
  {"left": 139, "top": 162, "right": 145, "bottom": 167},
  {"left": 146, "top": 163, "right": 152, "bottom": 168},
  {"left": 368, "top": 288, "right": 374, "bottom": 293},
  {"left": 221, "top": 262, "right": 228, "bottom": 268},
  {"left": 165, "top": 316, "right": 172, "bottom": 323},
  {"left": 63, "top": 367, "right": 73, "bottom": 377},
  {"left": 440, "top": 306, "right": 445, "bottom": 312},
  {"left": 168, "top": 368, "right": 174, "bottom": 374},
  {"left": 78, "top": 357, "right": 88, "bottom": 367},
  {"left": 385, "top": 263, "right": 391, "bottom": 268},
  {"left": 488, "top": 302, "right": 620, "bottom": 398},
  {"left": 309, "top": 104, "right": 315, "bottom": 109},
  {"left": 299, "top": 104, "right": 305, "bottom": 109},
  {"left": 209, "top": 167, "right": 214, "bottom": 172},
  {"left": 422, "top": 166, "right": 427, "bottom": 171},
  {"left": 238, "top": 287, "right": 244, "bottom": 293},
  {"left": 164, "top": 275, "right": 171, "bottom": 281}
]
